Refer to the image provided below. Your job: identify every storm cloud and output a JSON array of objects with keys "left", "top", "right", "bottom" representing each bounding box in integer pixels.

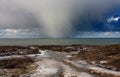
[{"left": 0, "top": 0, "right": 120, "bottom": 38}]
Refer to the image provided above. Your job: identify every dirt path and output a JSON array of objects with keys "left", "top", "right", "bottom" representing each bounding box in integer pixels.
[{"left": 28, "top": 50, "right": 104, "bottom": 77}]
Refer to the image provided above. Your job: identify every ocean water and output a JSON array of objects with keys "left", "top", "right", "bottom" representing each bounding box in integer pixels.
[{"left": 0, "top": 38, "right": 119, "bottom": 46}]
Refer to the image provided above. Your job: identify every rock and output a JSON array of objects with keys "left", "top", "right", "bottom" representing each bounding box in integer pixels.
[{"left": 100, "top": 61, "right": 107, "bottom": 64}]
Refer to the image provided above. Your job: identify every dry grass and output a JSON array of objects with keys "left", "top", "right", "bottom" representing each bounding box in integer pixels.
[
  {"left": 75, "top": 44, "right": 120, "bottom": 71},
  {"left": 0, "top": 56, "right": 38, "bottom": 76},
  {"left": 0, "top": 46, "right": 40, "bottom": 56}
]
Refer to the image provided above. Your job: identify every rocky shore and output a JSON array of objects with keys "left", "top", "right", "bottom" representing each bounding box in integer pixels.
[{"left": 0, "top": 44, "right": 119, "bottom": 77}]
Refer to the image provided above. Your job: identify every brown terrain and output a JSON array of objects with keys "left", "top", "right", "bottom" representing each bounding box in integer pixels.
[
  {"left": 0, "top": 44, "right": 119, "bottom": 77},
  {"left": 72, "top": 45, "right": 120, "bottom": 71}
]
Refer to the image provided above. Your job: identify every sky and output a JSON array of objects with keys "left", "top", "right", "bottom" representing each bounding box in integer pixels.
[{"left": 0, "top": 0, "right": 120, "bottom": 38}]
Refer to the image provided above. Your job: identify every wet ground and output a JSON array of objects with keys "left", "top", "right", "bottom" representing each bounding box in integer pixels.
[{"left": 0, "top": 45, "right": 119, "bottom": 77}]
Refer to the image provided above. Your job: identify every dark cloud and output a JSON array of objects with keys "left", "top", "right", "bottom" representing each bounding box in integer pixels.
[
  {"left": 71, "top": 0, "right": 120, "bottom": 32},
  {"left": 0, "top": 0, "right": 120, "bottom": 38}
]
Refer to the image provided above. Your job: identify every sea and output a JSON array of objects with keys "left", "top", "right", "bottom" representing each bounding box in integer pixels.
[{"left": 0, "top": 38, "right": 119, "bottom": 46}]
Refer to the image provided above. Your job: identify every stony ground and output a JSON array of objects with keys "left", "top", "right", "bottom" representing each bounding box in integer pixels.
[{"left": 0, "top": 45, "right": 119, "bottom": 77}]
